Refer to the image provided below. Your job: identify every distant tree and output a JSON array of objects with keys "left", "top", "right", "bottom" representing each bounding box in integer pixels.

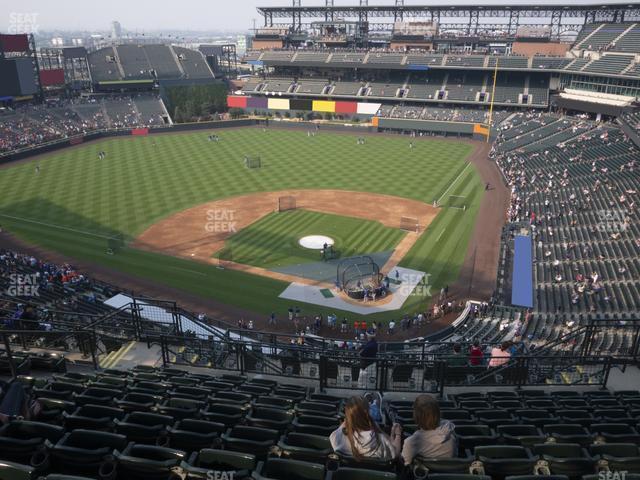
[{"left": 229, "top": 108, "right": 244, "bottom": 119}]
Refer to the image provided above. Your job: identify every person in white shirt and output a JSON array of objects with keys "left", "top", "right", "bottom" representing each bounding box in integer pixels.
[{"left": 329, "top": 396, "right": 400, "bottom": 461}]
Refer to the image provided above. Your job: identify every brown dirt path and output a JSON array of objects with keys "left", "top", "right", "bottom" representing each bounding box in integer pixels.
[{"left": 133, "top": 189, "right": 437, "bottom": 279}]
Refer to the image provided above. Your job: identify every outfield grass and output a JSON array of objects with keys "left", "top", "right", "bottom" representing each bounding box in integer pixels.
[
  {"left": 0, "top": 127, "right": 483, "bottom": 320},
  {"left": 217, "top": 209, "right": 405, "bottom": 269}
]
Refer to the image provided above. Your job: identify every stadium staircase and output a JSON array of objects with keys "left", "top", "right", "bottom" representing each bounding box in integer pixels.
[
  {"left": 612, "top": 23, "right": 638, "bottom": 48},
  {"left": 110, "top": 46, "right": 127, "bottom": 79},
  {"left": 167, "top": 46, "right": 186, "bottom": 77}
]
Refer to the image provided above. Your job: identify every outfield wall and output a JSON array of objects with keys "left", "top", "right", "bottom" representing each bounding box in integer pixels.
[{"left": 376, "top": 117, "right": 490, "bottom": 140}]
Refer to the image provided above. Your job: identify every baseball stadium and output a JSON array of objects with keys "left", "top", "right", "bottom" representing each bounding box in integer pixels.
[{"left": 0, "top": 1, "right": 640, "bottom": 479}]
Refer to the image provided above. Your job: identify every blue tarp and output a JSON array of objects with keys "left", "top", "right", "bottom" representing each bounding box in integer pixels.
[
  {"left": 406, "top": 64, "right": 429, "bottom": 71},
  {"left": 512, "top": 234, "right": 533, "bottom": 308}
]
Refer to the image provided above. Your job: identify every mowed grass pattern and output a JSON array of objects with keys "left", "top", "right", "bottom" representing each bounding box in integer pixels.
[
  {"left": 219, "top": 209, "right": 405, "bottom": 269},
  {"left": 0, "top": 128, "right": 483, "bottom": 319}
]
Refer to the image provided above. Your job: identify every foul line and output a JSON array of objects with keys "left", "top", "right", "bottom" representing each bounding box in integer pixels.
[
  {"left": 436, "top": 228, "right": 446, "bottom": 242},
  {"left": 436, "top": 162, "right": 471, "bottom": 206},
  {"left": 0, "top": 213, "right": 119, "bottom": 240}
]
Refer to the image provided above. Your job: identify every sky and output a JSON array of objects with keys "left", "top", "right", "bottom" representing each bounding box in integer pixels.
[{"left": 0, "top": 0, "right": 629, "bottom": 33}]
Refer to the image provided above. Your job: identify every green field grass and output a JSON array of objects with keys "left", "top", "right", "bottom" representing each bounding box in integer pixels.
[
  {"left": 0, "top": 127, "right": 483, "bottom": 320},
  {"left": 217, "top": 209, "right": 405, "bottom": 269}
]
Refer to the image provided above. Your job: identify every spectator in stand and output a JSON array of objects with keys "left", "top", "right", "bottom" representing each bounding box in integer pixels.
[
  {"left": 358, "top": 330, "right": 378, "bottom": 388},
  {"left": 469, "top": 340, "right": 484, "bottom": 366},
  {"left": 448, "top": 342, "right": 468, "bottom": 366},
  {"left": 400, "top": 394, "right": 457, "bottom": 464},
  {"left": 329, "top": 396, "right": 400, "bottom": 461},
  {"left": 488, "top": 341, "right": 512, "bottom": 367}
]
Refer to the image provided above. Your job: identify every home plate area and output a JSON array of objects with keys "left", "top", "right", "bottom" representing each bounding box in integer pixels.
[{"left": 278, "top": 266, "right": 427, "bottom": 315}]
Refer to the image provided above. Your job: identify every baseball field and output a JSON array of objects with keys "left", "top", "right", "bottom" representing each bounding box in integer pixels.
[{"left": 0, "top": 126, "right": 485, "bottom": 322}]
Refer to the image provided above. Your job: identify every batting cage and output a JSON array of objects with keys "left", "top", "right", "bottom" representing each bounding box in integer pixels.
[
  {"left": 244, "top": 155, "right": 262, "bottom": 169},
  {"left": 278, "top": 196, "right": 297, "bottom": 212},
  {"left": 400, "top": 216, "right": 420, "bottom": 232},
  {"left": 337, "top": 256, "right": 382, "bottom": 298}
]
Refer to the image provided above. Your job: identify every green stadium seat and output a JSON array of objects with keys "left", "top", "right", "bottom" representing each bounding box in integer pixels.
[
  {"left": 542, "top": 424, "right": 592, "bottom": 447},
  {"left": 166, "top": 419, "right": 224, "bottom": 453},
  {"left": 63, "top": 404, "right": 125, "bottom": 430},
  {"left": 252, "top": 396, "right": 296, "bottom": 410},
  {"left": 49, "top": 430, "right": 126, "bottom": 478},
  {"left": 0, "top": 460, "right": 37, "bottom": 480},
  {"left": 497, "top": 425, "right": 546, "bottom": 447},
  {"left": 200, "top": 403, "right": 247, "bottom": 426},
  {"left": 474, "top": 445, "right": 538, "bottom": 479},
  {"left": 114, "top": 412, "right": 174, "bottom": 444},
  {"left": 454, "top": 425, "right": 499, "bottom": 452},
  {"left": 246, "top": 407, "right": 294, "bottom": 432},
  {"left": 156, "top": 398, "right": 203, "bottom": 420},
  {"left": 291, "top": 414, "right": 340, "bottom": 436},
  {"left": 0, "top": 421, "right": 64, "bottom": 464},
  {"left": 252, "top": 458, "right": 325, "bottom": 480},
  {"left": 181, "top": 449, "right": 256, "bottom": 480},
  {"left": 276, "top": 432, "right": 332, "bottom": 463},
  {"left": 326, "top": 467, "right": 398, "bottom": 480},
  {"left": 115, "top": 393, "right": 160, "bottom": 412},
  {"left": 113, "top": 443, "right": 186, "bottom": 480},
  {"left": 589, "top": 443, "right": 640, "bottom": 473},
  {"left": 532, "top": 443, "right": 595, "bottom": 479},
  {"left": 221, "top": 425, "right": 279, "bottom": 458},
  {"left": 412, "top": 455, "right": 476, "bottom": 475}
]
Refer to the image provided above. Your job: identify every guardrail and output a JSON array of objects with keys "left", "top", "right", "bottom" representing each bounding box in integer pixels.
[{"left": 157, "top": 333, "right": 630, "bottom": 393}]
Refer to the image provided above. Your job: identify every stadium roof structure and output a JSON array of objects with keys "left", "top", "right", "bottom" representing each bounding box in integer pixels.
[{"left": 257, "top": 2, "right": 640, "bottom": 39}]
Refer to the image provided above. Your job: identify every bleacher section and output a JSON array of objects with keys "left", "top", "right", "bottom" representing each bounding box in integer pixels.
[
  {"left": 330, "top": 81, "right": 364, "bottom": 96},
  {"left": 405, "top": 54, "right": 443, "bottom": 67},
  {"left": 488, "top": 56, "right": 528, "bottom": 69},
  {"left": 142, "top": 45, "right": 182, "bottom": 79},
  {"left": 116, "top": 45, "right": 153, "bottom": 80},
  {"left": 292, "top": 51, "right": 330, "bottom": 64},
  {"left": 87, "top": 44, "right": 213, "bottom": 83},
  {"left": 492, "top": 72, "right": 525, "bottom": 104},
  {"left": 0, "top": 96, "right": 168, "bottom": 153},
  {"left": 583, "top": 54, "right": 635, "bottom": 75},
  {"left": 87, "top": 47, "right": 122, "bottom": 82},
  {"left": 614, "top": 24, "right": 640, "bottom": 53},
  {"left": 295, "top": 78, "right": 329, "bottom": 95},
  {"left": 445, "top": 55, "right": 486, "bottom": 68},
  {"left": 367, "top": 81, "right": 405, "bottom": 98},
  {"left": 577, "top": 23, "right": 629, "bottom": 50},
  {"left": 445, "top": 72, "right": 485, "bottom": 102},
  {"left": 532, "top": 56, "right": 572, "bottom": 70},
  {"left": 262, "top": 78, "right": 294, "bottom": 93},
  {"left": 172, "top": 47, "right": 213, "bottom": 79},
  {"left": 493, "top": 114, "right": 640, "bottom": 320}
]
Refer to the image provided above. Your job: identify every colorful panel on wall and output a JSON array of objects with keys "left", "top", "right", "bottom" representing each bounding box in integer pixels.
[
  {"left": 356, "top": 102, "right": 382, "bottom": 115},
  {"left": 334, "top": 101, "right": 358, "bottom": 114},
  {"left": 267, "top": 98, "right": 290, "bottom": 110},
  {"left": 227, "top": 96, "right": 247, "bottom": 108},
  {"left": 312, "top": 100, "right": 336, "bottom": 113}
]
